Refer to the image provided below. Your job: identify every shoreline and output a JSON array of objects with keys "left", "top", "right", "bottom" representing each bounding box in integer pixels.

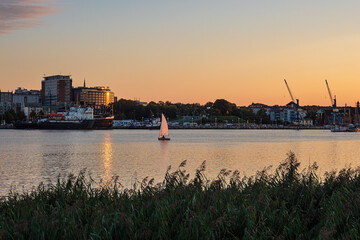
[
  {"left": 1, "top": 126, "right": 329, "bottom": 130},
  {"left": 114, "top": 126, "right": 328, "bottom": 130}
]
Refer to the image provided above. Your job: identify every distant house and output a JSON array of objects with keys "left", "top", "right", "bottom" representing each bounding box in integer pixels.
[
  {"left": 113, "top": 120, "right": 134, "bottom": 127},
  {"left": 286, "top": 101, "right": 297, "bottom": 109},
  {"left": 303, "top": 118, "right": 313, "bottom": 126},
  {"left": 13, "top": 88, "right": 41, "bottom": 113},
  {"left": 135, "top": 100, "right": 148, "bottom": 106},
  {"left": 0, "top": 91, "right": 13, "bottom": 115},
  {"left": 248, "top": 102, "right": 269, "bottom": 114},
  {"left": 24, "top": 106, "right": 44, "bottom": 119},
  {"left": 269, "top": 106, "right": 284, "bottom": 123},
  {"left": 268, "top": 102, "right": 307, "bottom": 124},
  {"left": 283, "top": 108, "right": 297, "bottom": 123}
]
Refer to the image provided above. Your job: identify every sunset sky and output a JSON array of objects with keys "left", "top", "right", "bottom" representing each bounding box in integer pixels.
[{"left": 1, "top": 0, "right": 360, "bottom": 106}]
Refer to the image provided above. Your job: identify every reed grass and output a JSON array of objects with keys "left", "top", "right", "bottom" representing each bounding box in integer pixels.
[{"left": 1, "top": 152, "right": 360, "bottom": 239}]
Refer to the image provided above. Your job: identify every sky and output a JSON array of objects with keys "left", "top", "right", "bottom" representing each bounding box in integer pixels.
[{"left": 1, "top": 0, "right": 360, "bottom": 106}]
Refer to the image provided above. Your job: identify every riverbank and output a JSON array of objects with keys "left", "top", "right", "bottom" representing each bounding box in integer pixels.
[
  {"left": 2, "top": 125, "right": 328, "bottom": 130},
  {"left": 0, "top": 124, "right": 13, "bottom": 129},
  {"left": 114, "top": 125, "right": 327, "bottom": 130},
  {"left": 1, "top": 152, "right": 359, "bottom": 239}
]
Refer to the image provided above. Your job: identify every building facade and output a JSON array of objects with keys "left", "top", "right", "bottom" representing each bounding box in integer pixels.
[
  {"left": 248, "top": 103, "right": 269, "bottom": 114},
  {"left": 24, "top": 106, "right": 44, "bottom": 119},
  {"left": 13, "top": 88, "right": 41, "bottom": 113},
  {"left": 41, "top": 75, "right": 72, "bottom": 107},
  {"left": 72, "top": 86, "right": 114, "bottom": 114},
  {"left": 0, "top": 91, "right": 13, "bottom": 115},
  {"left": 268, "top": 102, "right": 308, "bottom": 124}
]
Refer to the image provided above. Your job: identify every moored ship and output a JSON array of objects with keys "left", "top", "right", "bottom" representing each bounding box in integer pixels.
[
  {"left": 93, "top": 116, "right": 114, "bottom": 129},
  {"left": 15, "top": 107, "right": 113, "bottom": 130}
]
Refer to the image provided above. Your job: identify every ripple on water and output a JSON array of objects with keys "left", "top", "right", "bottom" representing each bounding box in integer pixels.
[{"left": 1, "top": 129, "right": 360, "bottom": 196}]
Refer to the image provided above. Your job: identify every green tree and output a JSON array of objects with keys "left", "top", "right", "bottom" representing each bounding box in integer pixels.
[
  {"left": 256, "top": 109, "right": 270, "bottom": 124},
  {"left": 234, "top": 107, "right": 256, "bottom": 123},
  {"left": 4, "top": 110, "right": 16, "bottom": 123},
  {"left": 16, "top": 111, "right": 26, "bottom": 121},
  {"left": 30, "top": 110, "right": 37, "bottom": 121},
  {"left": 165, "top": 105, "right": 178, "bottom": 119},
  {"left": 213, "top": 99, "right": 236, "bottom": 116}
]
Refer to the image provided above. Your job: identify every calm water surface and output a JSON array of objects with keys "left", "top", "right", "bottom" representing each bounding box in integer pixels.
[{"left": 1, "top": 129, "right": 360, "bottom": 196}]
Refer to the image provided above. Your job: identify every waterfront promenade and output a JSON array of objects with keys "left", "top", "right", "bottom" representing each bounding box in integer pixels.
[
  {"left": 113, "top": 124, "right": 327, "bottom": 130},
  {"left": 1, "top": 123, "right": 328, "bottom": 130}
]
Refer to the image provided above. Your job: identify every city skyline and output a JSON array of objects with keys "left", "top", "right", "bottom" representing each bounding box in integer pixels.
[{"left": 2, "top": 1, "right": 360, "bottom": 106}]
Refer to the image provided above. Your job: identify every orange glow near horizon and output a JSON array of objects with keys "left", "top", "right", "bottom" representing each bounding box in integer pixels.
[{"left": 2, "top": 1, "right": 360, "bottom": 107}]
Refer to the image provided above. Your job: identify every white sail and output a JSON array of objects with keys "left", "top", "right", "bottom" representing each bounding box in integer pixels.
[{"left": 159, "top": 114, "right": 169, "bottom": 138}]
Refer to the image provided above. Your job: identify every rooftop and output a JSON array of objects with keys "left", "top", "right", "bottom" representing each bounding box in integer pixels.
[{"left": 43, "top": 75, "right": 72, "bottom": 80}]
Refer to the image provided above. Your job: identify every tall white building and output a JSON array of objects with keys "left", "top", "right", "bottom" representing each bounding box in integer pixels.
[{"left": 13, "top": 88, "right": 41, "bottom": 113}]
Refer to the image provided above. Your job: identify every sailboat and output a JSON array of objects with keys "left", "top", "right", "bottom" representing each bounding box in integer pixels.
[{"left": 158, "top": 114, "right": 170, "bottom": 141}]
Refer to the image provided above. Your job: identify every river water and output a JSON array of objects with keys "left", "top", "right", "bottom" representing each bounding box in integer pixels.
[{"left": 1, "top": 129, "right": 360, "bottom": 196}]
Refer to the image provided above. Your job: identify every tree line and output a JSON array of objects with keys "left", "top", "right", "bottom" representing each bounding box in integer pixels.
[
  {"left": 112, "top": 98, "right": 271, "bottom": 124},
  {"left": 0, "top": 109, "right": 43, "bottom": 124},
  {"left": 0, "top": 110, "right": 26, "bottom": 124}
]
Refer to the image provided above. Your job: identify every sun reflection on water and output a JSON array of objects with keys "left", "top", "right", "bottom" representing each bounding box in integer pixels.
[
  {"left": 4, "top": 130, "right": 360, "bottom": 196},
  {"left": 101, "top": 132, "right": 113, "bottom": 183},
  {"left": 159, "top": 140, "right": 170, "bottom": 172}
]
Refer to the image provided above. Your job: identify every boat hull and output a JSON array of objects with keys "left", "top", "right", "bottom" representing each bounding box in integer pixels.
[
  {"left": 15, "top": 120, "right": 95, "bottom": 130},
  {"left": 347, "top": 128, "right": 360, "bottom": 132},
  {"left": 38, "top": 120, "right": 95, "bottom": 130},
  {"left": 158, "top": 137, "right": 170, "bottom": 141},
  {"left": 93, "top": 117, "right": 114, "bottom": 129},
  {"left": 14, "top": 121, "right": 38, "bottom": 129}
]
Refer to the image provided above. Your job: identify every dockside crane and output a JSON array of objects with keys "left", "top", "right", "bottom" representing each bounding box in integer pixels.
[
  {"left": 284, "top": 79, "right": 302, "bottom": 124},
  {"left": 325, "top": 80, "right": 342, "bottom": 125}
]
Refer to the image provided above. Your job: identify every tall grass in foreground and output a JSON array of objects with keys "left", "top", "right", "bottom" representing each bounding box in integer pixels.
[{"left": 2, "top": 152, "right": 360, "bottom": 239}]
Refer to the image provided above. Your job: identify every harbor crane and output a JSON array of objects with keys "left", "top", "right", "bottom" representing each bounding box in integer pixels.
[
  {"left": 284, "top": 79, "right": 302, "bottom": 124},
  {"left": 325, "top": 80, "right": 342, "bottom": 125}
]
